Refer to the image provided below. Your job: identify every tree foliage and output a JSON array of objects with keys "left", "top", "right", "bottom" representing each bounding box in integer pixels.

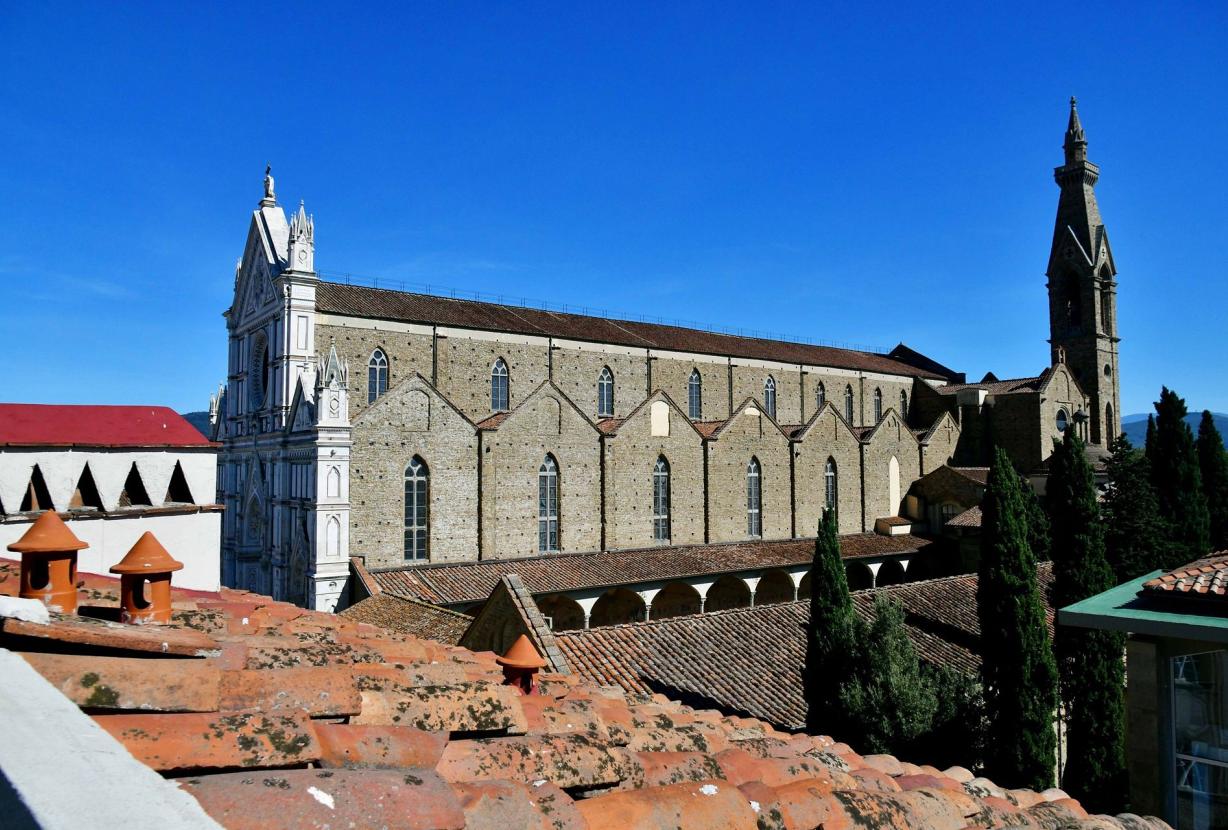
[
  {"left": 840, "top": 597, "right": 937, "bottom": 754},
  {"left": 1197, "top": 411, "right": 1228, "bottom": 551},
  {"left": 978, "top": 447, "right": 1059, "bottom": 791},
  {"left": 1102, "top": 436, "right": 1166, "bottom": 583},
  {"left": 805, "top": 508, "right": 857, "bottom": 736},
  {"left": 804, "top": 509, "right": 984, "bottom": 767},
  {"left": 1147, "top": 387, "right": 1210, "bottom": 568},
  {"left": 1046, "top": 430, "right": 1126, "bottom": 811}
]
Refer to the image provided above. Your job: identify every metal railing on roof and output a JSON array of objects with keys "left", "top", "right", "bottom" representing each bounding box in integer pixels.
[{"left": 316, "top": 270, "right": 889, "bottom": 355}]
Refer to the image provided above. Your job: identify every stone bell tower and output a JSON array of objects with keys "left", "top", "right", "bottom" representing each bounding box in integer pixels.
[{"left": 1046, "top": 98, "right": 1122, "bottom": 445}]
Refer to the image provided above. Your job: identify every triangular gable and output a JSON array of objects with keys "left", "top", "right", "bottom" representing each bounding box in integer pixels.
[
  {"left": 477, "top": 379, "right": 599, "bottom": 436},
  {"left": 229, "top": 206, "right": 289, "bottom": 327},
  {"left": 287, "top": 376, "right": 316, "bottom": 433},
  {"left": 459, "top": 574, "right": 569, "bottom": 674},
  {"left": 1048, "top": 225, "right": 1094, "bottom": 274},
  {"left": 859, "top": 409, "right": 920, "bottom": 448},
  {"left": 790, "top": 401, "right": 860, "bottom": 444},
  {"left": 1037, "top": 361, "right": 1086, "bottom": 403},
  {"left": 706, "top": 397, "right": 791, "bottom": 441},
  {"left": 353, "top": 372, "right": 477, "bottom": 431},
  {"left": 918, "top": 411, "right": 960, "bottom": 445},
  {"left": 600, "top": 389, "right": 706, "bottom": 440}
]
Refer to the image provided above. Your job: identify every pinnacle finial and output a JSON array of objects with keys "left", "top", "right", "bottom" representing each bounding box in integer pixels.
[
  {"left": 1063, "top": 96, "right": 1087, "bottom": 164},
  {"left": 261, "top": 164, "right": 277, "bottom": 206}
]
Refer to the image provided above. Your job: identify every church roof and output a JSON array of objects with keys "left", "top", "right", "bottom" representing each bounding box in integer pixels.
[
  {"left": 2, "top": 556, "right": 1141, "bottom": 829},
  {"left": 339, "top": 592, "right": 473, "bottom": 645},
  {"left": 315, "top": 281, "right": 947, "bottom": 379},
  {"left": 369, "top": 535, "right": 936, "bottom": 607},
  {"left": 936, "top": 373, "right": 1046, "bottom": 397},
  {"left": 0, "top": 404, "right": 214, "bottom": 448},
  {"left": 556, "top": 565, "right": 1054, "bottom": 731}
]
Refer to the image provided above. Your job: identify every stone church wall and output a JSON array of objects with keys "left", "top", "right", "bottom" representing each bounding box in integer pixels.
[
  {"left": 349, "top": 377, "right": 479, "bottom": 569},
  {"left": 860, "top": 412, "right": 922, "bottom": 530},
  {"left": 552, "top": 348, "right": 648, "bottom": 420},
  {"left": 920, "top": 414, "right": 960, "bottom": 474},
  {"left": 793, "top": 406, "right": 864, "bottom": 536},
  {"left": 479, "top": 390, "right": 602, "bottom": 560},
  {"left": 316, "top": 322, "right": 434, "bottom": 421},
  {"left": 436, "top": 334, "right": 551, "bottom": 422},
  {"left": 602, "top": 397, "right": 706, "bottom": 550},
  {"left": 650, "top": 356, "right": 732, "bottom": 421},
  {"left": 705, "top": 407, "right": 792, "bottom": 543}
]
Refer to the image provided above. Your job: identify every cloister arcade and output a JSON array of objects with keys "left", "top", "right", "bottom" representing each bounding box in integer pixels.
[{"left": 523, "top": 554, "right": 917, "bottom": 631}]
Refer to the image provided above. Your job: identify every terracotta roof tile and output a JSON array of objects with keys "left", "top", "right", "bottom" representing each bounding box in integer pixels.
[
  {"left": 946, "top": 505, "right": 983, "bottom": 528},
  {"left": 316, "top": 281, "right": 944, "bottom": 379},
  {"left": 1141, "top": 552, "right": 1228, "bottom": 600},
  {"left": 371, "top": 535, "right": 936, "bottom": 606},
  {"left": 339, "top": 592, "right": 472, "bottom": 644},
  {"left": 0, "top": 556, "right": 1157, "bottom": 829}
]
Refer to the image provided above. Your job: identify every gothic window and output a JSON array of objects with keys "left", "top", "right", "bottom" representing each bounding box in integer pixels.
[
  {"left": 1100, "top": 286, "right": 1112, "bottom": 332},
  {"left": 249, "top": 332, "right": 270, "bottom": 409},
  {"left": 404, "top": 456, "right": 429, "bottom": 561},
  {"left": 763, "top": 376, "right": 777, "bottom": 419},
  {"left": 538, "top": 455, "right": 560, "bottom": 552},
  {"left": 597, "top": 366, "right": 615, "bottom": 417},
  {"left": 653, "top": 456, "right": 671, "bottom": 542},
  {"left": 1062, "top": 276, "right": 1083, "bottom": 333},
  {"left": 899, "top": 390, "right": 908, "bottom": 419},
  {"left": 1056, "top": 409, "right": 1069, "bottom": 433},
  {"left": 367, "top": 349, "right": 388, "bottom": 404},
  {"left": 873, "top": 388, "right": 883, "bottom": 423},
  {"left": 844, "top": 385, "right": 855, "bottom": 423},
  {"left": 688, "top": 369, "right": 703, "bottom": 419},
  {"left": 825, "top": 457, "right": 838, "bottom": 513},
  {"left": 816, "top": 382, "right": 826, "bottom": 410},
  {"left": 491, "top": 358, "right": 510, "bottom": 412},
  {"left": 1105, "top": 403, "right": 1115, "bottom": 440},
  {"left": 747, "top": 457, "right": 762, "bottom": 537}
]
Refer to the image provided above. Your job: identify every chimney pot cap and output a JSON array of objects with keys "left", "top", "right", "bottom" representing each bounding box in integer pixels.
[
  {"left": 110, "top": 531, "right": 184, "bottom": 575},
  {"left": 7, "top": 511, "right": 88, "bottom": 553},
  {"left": 495, "top": 634, "right": 548, "bottom": 670}
]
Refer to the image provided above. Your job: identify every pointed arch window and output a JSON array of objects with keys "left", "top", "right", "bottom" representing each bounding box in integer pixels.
[
  {"left": 538, "top": 455, "right": 560, "bottom": 552},
  {"left": 899, "top": 390, "right": 908, "bottom": 419},
  {"left": 597, "top": 366, "right": 615, "bottom": 417},
  {"left": 747, "top": 457, "right": 763, "bottom": 537},
  {"left": 763, "top": 376, "right": 777, "bottom": 419},
  {"left": 1100, "top": 285, "right": 1112, "bottom": 332},
  {"left": 825, "top": 458, "right": 838, "bottom": 512},
  {"left": 844, "top": 385, "right": 855, "bottom": 423},
  {"left": 404, "top": 456, "right": 429, "bottom": 561},
  {"left": 491, "top": 358, "right": 510, "bottom": 412},
  {"left": 816, "top": 382, "right": 826, "bottom": 411},
  {"left": 688, "top": 369, "right": 703, "bottom": 419},
  {"left": 367, "top": 349, "right": 389, "bottom": 404},
  {"left": 1105, "top": 403, "right": 1115, "bottom": 440},
  {"left": 653, "top": 456, "right": 671, "bottom": 542},
  {"left": 873, "top": 388, "right": 883, "bottom": 423}
]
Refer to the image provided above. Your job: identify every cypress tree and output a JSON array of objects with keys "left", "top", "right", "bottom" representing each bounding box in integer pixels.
[
  {"left": 1103, "top": 436, "right": 1166, "bottom": 583},
  {"left": 805, "top": 508, "right": 858, "bottom": 737},
  {"left": 978, "top": 447, "right": 1059, "bottom": 790},
  {"left": 1021, "top": 473, "right": 1051, "bottom": 561},
  {"left": 1047, "top": 431, "right": 1126, "bottom": 811},
  {"left": 1148, "top": 388, "right": 1210, "bottom": 567},
  {"left": 1196, "top": 412, "right": 1228, "bottom": 550},
  {"left": 840, "top": 597, "right": 937, "bottom": 754}
]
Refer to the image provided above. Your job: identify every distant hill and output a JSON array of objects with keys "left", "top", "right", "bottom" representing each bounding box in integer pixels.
[
  {"left": 1121, "top": 411, "right": 1228, "bottom": 448},
  {"left": 181, "top": 410, "right": 212, "bottom": 440}
]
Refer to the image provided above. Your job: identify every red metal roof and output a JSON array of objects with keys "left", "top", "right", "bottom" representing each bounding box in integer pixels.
[{"left": 0, "top": 404, "right": 213, "bottom": 448}]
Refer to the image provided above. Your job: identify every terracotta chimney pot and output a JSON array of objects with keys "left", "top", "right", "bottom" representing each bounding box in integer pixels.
[
  {"left": 109, "top": 532, "right": 184, "bottom": 624},
  {"left": 496, "top": 634, "right": 547, "bottom": 695},
  {"left": 7, "top": 511, "right": 88, "bottom": 614}
]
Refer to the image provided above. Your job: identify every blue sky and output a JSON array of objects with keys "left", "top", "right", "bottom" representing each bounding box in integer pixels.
[{"left": 2, "top": 3, "right": 1225, "bottom": 416}]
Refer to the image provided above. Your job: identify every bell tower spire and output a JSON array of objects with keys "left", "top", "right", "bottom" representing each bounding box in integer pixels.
[{"left": 1046, "top": 98, "right": 1121, "bottom": 446}]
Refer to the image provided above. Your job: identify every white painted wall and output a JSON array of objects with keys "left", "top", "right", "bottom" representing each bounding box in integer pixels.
[{"left": 0, "top": 509, "right": 221, "bottom": 592}]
